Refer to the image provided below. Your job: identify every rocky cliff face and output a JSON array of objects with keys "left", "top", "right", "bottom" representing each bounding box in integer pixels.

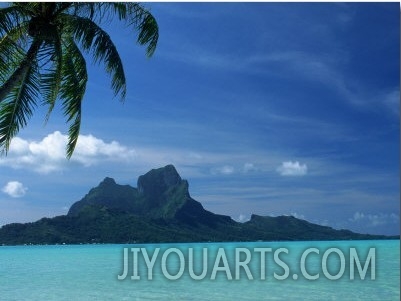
[
  {"left": 137, "top": 164, "right": 182, "bottom": 196},
  {"left": 136, "top": 165, "right": 189, "bottom": 217}
]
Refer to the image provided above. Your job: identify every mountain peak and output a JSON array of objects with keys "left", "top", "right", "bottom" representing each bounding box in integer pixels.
[
  {"left": 100, "top": 177, "right": 116, "bottom": 186},
  {"left": 67, "top": 165, "right": 231, "bottom": 225},
  {"left": 137, "top": 165, "right": 182, "bottom": 196},
  {"left": 67, "top": 176, "right": 137, "bottom": 217}
]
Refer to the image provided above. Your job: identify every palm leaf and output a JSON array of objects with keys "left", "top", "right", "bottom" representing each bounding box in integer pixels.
[
  {"left": 0, "top": 5, "right": 29, "bottom": 35},
  {"left": 65, "top": 14, "right": 126, "bottom": 100},
  {"left": 0, "top": 36, "right": 42, "bottom": 103},
  {"left": 0, "top": 58, "right": 39, "bottom": 153},
  {"left": 59, "top": 39, "right": 87, "bottom": 158},
  {"left": 70, "top": 3, "right": 125, "bottom": 23},
  {"left": 0, "top": 23, "right": 27, "bottom": 84},
  {"left": 95, "top": 3, "right": 159, "bottom": 57},
  {"left": 40, "top": 32, "right": 63, "bottom": 122},
  {"left": 11, "top": 2, "right": 40, "bottom": 16},
  {"left": 67, "top": 3, "right": 96, "bottom": 20},
  {"left": 136, "top": 13, "right": 158, "bottom": 57},
  {"left": 0, "top": 26, "right": 27, "bottom": 84}
]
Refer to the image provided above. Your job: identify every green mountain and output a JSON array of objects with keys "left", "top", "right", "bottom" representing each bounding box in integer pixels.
[
  {"left": 68, "top": 165, "right": 233, "bottom": 227},
  {"left": 0, "top": 165, "right": 396, "bottom": 245}
]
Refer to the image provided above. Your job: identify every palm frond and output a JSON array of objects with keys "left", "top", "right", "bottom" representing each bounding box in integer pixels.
[
  {"left": 0, "top": 25, "right": 28, "bottom": 84},
  {"left": 135, "top": 12, "right": 158, "bottom": 57},
  {"left": 0, "top": 5, "right": 30, "bottom": 35},
  {"left": 41, "top": 33, "right": 63, "bottom": 122},
  {"left": 96, "top": 3, "right": 159, "bottom": 57},
  {"left": 52, "top": 3, "right": 73, "bottom": 17},
  {"left": 11, "top": 2, "right": 41, "bottom": 16},
  {"left": 68, "top": 3, "right": 97, "bottom": 20},
  {"left": 0, "top": 37, "right": 42, "bottom": 101},
  {"left": 106, "top": 3, "right": 129, "bottom": 20},
  {"left": 70, "top": 3, "right": 159, "bottom": 57},
  {"left": 59, "top": 39, "right": 87, "bottom": 158},
  {"left": 66, "top": 14, "right": 126, "bottom": 100},
  {"left": 0, "top": 59, "right": 39, "bottom": 153},
  {"left": 0, "top": 43, "right": 19, "bottom": 83},
  {"left": 69, "top": 3, "right": 125, "bottom": 23},
  {"left": 125, "top": 3, "right": 158, "bottom": 57}
]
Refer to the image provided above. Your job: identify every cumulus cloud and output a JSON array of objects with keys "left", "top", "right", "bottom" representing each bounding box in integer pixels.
[
  {"left": 277, "top": 161, "right": 307, "bottom": 176},
  {"left": 0, "top": 131, "right": 137, "bottom": 173},
  {"left": 2, "top": 181, "right": 28, "bottom": 198}
]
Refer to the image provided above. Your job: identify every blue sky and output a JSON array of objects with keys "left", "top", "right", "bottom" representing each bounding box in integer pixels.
[{"left": 0, "top": 2, "right": 399, "bottom": 235}]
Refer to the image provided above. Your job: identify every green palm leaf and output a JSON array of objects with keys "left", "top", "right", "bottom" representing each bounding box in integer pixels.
[
  {"left": 0, "top": 22, "right": 29, "bottom": 84},
  {"left": 66, "top": 14, "right": 126, "bottom": 100},
  {"left": 60, "top": 39, "right": 87, "bottom": 158},
  {"left": 41, "top": 32, "right": 63, "bottom": 122},
  {"left": 0, "top": 5, "right": 29, "bottom": 35},
  {"left": 105, "top": 3, "right": 159, "bottom": 56},
  {"left": 70, "top": 3, "right": 158, "bottom": 56},
  {"left": 0, "top": 57, "right": 40, "bottom": 152}
]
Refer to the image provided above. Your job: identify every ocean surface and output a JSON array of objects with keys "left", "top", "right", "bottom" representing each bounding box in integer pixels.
[{"left": 0, "top": 240, "right": 399, "bottom": 300}]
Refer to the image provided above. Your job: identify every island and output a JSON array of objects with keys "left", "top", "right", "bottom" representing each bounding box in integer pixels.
[{"left": 0, "top": 165, "right": 397, "bottom": 245}]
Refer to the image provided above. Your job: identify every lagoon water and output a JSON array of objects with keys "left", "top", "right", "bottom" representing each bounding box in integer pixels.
[{"left": 0, "top": 240, "right": 399, "bottom": 300}]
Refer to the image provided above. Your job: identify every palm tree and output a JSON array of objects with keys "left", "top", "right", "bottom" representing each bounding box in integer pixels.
[{"left": 0, "top": 2, "right": 158, "bottom": 158}]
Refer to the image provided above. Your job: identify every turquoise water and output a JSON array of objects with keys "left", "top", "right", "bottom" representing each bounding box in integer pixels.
[{"left": 0, "top": 240, "right": 399, "bottom": 300}]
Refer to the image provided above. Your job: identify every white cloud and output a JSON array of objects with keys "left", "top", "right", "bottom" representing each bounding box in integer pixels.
[
  {"left": 237, "top": 213, "right": 250, "bottom": 223},
  {"left": 2, "top": 181, "right": 28, "bottom": 198},
  {"left": 277, "top": 161, "right": 307, "bottom": 176},
  {"left": 0, "top": 131, "right": 137, "bottom": 173},
  {"left": 73, "top": 134, "right": 137, "bottom": 165},
  {"left": 348, "top": 211, "right": 400, "bottom": 228},
  {"left": 290, "top": 212, "right": 306, "bottom": 220},
  {"left": 212, "top": 165, "right": 235, "bottom": 175},
  {"left": 243, "top": 163, "right": 257, "bottom": 173}
]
